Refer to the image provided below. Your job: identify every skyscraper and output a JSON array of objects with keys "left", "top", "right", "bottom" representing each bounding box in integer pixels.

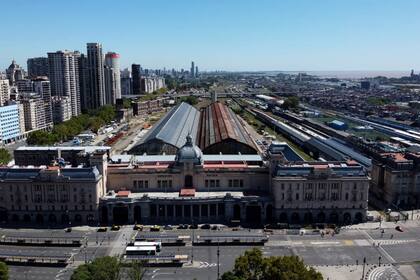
[
  {"left": 33, "top": 77, "right": 53, "bottom": 126},
  {"left": 78, "top": 53, "right": 89, "bottom": 112},
  {"left": 47, "top": 50, "right": 81, "bottom": 117},
  {"left": 27, "top": 57, "right": 49, "bottom": 78},
  {"left": 191, "top": 61, "right": 195, "bottom": 78},
  {"left": 0, "top": 79, "right": 10, "bottom": 106},
  {"left": 132, "top": 64, "right": 142, "bottom": 95},
  {"left": 120, "top": 68, "right": 132, "bottom": 96},
  {"left": 195, "top": 66, "right": 199, "bottom": 77},
  {"left": 104, "top": 52, "right": 121, "bottom": 105},
  {"left": 87, "top": 43, "right": 106, "bottom": 109}
]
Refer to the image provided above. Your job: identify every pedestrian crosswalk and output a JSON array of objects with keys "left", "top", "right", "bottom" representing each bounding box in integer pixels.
[
  {"left": 266, "top": 238, "right": 417, "bottom": 248},
  {"left": 354, "top": 239, "right": 416, "bottom": 247},
  {"left": 367, "top": 266, "right": 403, "bottom": 280},
  {"left": 374, "top": 239, "right": 415, "bottom": 246}
]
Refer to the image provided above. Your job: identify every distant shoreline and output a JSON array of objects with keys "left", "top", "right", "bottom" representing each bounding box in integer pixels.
[
  {"left": 207, "top": 70, "right": 410, "bottom": 79},
  {"left": 289, "top": 70, "right": 409, "bottom": 79}
]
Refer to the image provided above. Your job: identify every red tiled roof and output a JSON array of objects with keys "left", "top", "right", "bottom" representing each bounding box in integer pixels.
[
  {"left": 381, "top": 153, "right": 408, "bottom": 162},
  {"left": 179, "top": 188, "right": 195, "bottom": 197},
  {"left": 116, "top": 190, "right": 131, "bottom": 197},
  {"left": 47, "top": 166, "right": 60, "bottom": 170}
]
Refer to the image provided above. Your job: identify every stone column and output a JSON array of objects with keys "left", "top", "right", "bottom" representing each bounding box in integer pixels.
[
  {"left": 225, "top": 202, "right": 233, "bottom": 222},
  {"left": 128, "top": 204, "right": 135, "bottom": 224},
  {"left": 141, "top": 203, "right": 150, "bottom": 224}
]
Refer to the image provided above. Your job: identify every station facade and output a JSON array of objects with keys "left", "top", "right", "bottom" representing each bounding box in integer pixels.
[{"left": 101, "top": 138, "right": 369, "bottom": 226}]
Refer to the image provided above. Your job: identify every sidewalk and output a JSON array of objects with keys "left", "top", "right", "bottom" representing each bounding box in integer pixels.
[
  {"left": 343, "top": 220, "right": 420, "bottom": 231},
  {"left": 313, "top": 264, "right": 393, "bottom": 280}
]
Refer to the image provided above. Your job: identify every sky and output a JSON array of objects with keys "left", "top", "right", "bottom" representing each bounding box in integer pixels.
[{"left": 1, "top": 0, "right": 420, "bottom": 72}]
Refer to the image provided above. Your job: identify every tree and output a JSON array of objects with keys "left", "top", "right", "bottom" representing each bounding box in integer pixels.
[
  {"left": 70, "top": 256, "right": 120, "bottom": 280},
  {"left": 27, "top": 130, "right": 57, "bottom": 145},
  {"left": 70, "top": 257, "right": 144, "bottom": 280},
  {"left": 0, "top": 261, "right": 8, "bottom": 280},
  {"left": 127, "top": 261, "right": 145, "bottom": 280},
  {"left": 122, "top": 98, "right": 132, "bottom": 109},
  {"left": 222, "top": 248, "right": 323, "bottom": 280},
  {"left": 282, "top": 96, "right": 299, "bottom": 110},
  {"left": 179, "top": 96, "right": 198, "bottom": 106},
  {"left": 27, "top": 104, "right": 118, "bottom": 146},
  {"left": 88, "top": 117, "right": 105, "bottom": 133},
  {"left": 0, "top": 149, "right": 11, "bottom": 165}
]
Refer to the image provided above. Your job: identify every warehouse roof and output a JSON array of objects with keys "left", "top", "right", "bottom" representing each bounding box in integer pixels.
[
  {"left": 132, "top": 102, "right": 200, "bottom": 150},
  {"left": 110, "top": 154, "right": 263, "bottom": 165},
  {"left": 196, "top": 102, "right": 257, "bottom": 153},
  {"left": 329, "top": 120, "right": 346, "bottom": 126}
]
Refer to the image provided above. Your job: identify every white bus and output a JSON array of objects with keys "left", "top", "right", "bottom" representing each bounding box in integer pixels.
[
  {"left": 133, "top": 241, "right": 162, "bottom": 252},
  {"left": 126, "top": 245, "right": 157, "bottom": 255}
]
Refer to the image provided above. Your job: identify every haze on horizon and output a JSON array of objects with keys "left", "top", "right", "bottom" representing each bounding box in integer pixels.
[{"left": 1, "top": 0, "right": 420, "bottom": 73}]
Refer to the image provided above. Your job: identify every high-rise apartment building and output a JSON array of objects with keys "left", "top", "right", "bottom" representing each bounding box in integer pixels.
[
  {"left": 191, "top": 61, "right": 195, "bottom": 77},
  {"left": 132, "top": 64, "right": 142, "bottom": 95},
  {"left": 20, "top": 94, "right": 48, "bottom": 131},
  {"left": 104, "top": 52, "right": 121, "bottom": 105},
  {"left": 141, "top": 76, "right": 166, "bottom": 93},
  {"left": 87, "top": 43, "right": 106, "bottom": 109},
  {"left": 120, "top": 68, "right": 132, "bottom": 96},
  {"left": 47, "top": 50, "right": 81, "bottom": 117},
  {"left": 33, "top": 78, "right": 53, "bottom": 126},
  {"left": 78, "top": 53, "right": 89, "bottom": 111},
  {"left": 27, "top": 57, "right": 49, "bottom": 78},
  {"left": 16, "top": 79, "right": 33, "bottom": 93},
  {"left": 51, "top": 96, "right": 72, "bottom": 123},
  {"left": 0, "top": 104, "right": 23, "bottom": 144},
  {"left": 0, "top": 79, "right": 10, "bottom": 106}
]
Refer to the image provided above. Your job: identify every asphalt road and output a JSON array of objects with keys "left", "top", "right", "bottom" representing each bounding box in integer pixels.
[{"left": 2, "top": 224, "right": 420, "bottom": 280}]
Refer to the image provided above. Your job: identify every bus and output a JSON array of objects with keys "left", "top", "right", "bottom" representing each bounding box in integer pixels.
[
  {"left": 125, "top": 246, "right": 157, "bottom": 255},
  {"left": 133, "top": 241, "right": 161, "bottom": 252}
]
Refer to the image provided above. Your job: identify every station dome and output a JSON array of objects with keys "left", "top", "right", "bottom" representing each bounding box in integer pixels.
[{"left": 175, "top": 135, "right": 203, "bottom": 165}]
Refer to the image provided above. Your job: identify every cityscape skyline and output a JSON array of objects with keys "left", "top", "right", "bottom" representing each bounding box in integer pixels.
[{"left": 2, "top": 0, "right": 420, "bottom": 72}]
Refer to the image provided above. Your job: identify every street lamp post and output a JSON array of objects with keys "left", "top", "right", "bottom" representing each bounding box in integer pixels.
[
  {"left": 217, "top": 240, "right": 220, "bottom": 280},
  {"left": 191, "top": 218, "right": 194, "bottom": 264},
  {"left": 361, "top": 257, "right": 366, "bottom": 279},
  {"left": 84, "top": 237, "right": 89, "bottom": 264},
  {"left": 378, "top": 256, "right": 381, "bottom": 267}
]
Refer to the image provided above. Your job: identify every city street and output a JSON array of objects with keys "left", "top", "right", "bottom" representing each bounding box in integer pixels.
[{"left": 2, "top": 221, "right": 420, "bottom": 280}]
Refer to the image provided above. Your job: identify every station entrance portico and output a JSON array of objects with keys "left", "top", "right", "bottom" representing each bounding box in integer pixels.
[{"left": 113, "top": 204, "right": 129, "bottom": 224}]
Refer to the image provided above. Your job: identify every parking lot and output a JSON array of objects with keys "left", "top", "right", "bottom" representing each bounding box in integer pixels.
[
  {"left": 0, "top": 228, "right": 89, "bottom": 280},
  {"left": 1, "top": 221, "right": 420, "bottom": 280}
]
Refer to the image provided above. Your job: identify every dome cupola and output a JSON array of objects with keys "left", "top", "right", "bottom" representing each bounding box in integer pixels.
[{"left": 175, "top": 135, "right": 203, "bottom": 165}]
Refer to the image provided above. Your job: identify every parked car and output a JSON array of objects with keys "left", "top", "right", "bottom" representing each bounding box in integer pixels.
[
  {"left": 150, "top": 225, "right": 161, "bottom": 232},
  {"left": 111, "top": 225, "right": 120, "bottom": 231},
  {"left": 189, "top": 224, "right": 198, "bottom": 229},
  {"left": 97, "top": 227, "right": 108, "bottom": 232},
  {"left": 133, "top": 224, "right": 143, "bottom": 231},
  {"left": 163, "top": 225, "right": 173, "bottom": 230},
  {"left": 177, "top": 224, "right": 188, "bottom": 229},
  {"left": 200, "top": 224, "right": 211, "bottom": 230}
]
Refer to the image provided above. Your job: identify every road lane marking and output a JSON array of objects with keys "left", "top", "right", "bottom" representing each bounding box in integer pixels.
[
  {"left": 360, "top": 229, "right": 396, "bottom": 263},
  {"left": 344, "top": 240, "right": 353, "bottom": 246}
]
